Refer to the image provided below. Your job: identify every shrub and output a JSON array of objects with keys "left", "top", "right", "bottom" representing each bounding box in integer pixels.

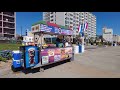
[
  {"left": 98, "top": 42, "right": 102, "bottom": 46},
  {"left": 0, "top": 56, "right": 7, "bottom": 62},
  {"left": 108, "top": 42, "right": 112, "bottom": 46}
]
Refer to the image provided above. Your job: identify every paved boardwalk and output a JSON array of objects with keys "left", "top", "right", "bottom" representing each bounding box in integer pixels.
[{"left": 0, "top": 46, "right": 120, "bottom": 78}]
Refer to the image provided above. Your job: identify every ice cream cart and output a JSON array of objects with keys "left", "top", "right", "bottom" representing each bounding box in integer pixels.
[{"left": 12, "top": 21, "right": 74, "bottom": 72}]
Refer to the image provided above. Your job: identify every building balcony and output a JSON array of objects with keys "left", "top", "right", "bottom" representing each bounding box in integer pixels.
[
  {"left": 3, "top": 26, "right": 15, "bottom": 29},
  {"left": 3, "top": 20, "right": 15, "bottom": 23},
  {"left": 3, "top": 12, "right": 14, "bottom": 15},
  {"left": 3, "top": 17, "right": 15, "bottom": 23},
  {"left": 3, "top": 32, "right": 14, "bottom": 35},
  {"left": 3, "top": 13, "right": 15, "bottom": 18},
  {"left": 4, "top": 34, "right": 14, "bottom": 38},
  {"left": 3, "top": 22, "right": 15, "bottom": 28}
]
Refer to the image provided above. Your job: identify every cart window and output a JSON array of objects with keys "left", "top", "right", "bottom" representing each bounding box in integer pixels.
[{"left": 44, "top": 37, "right": 56, "bottom": 44}]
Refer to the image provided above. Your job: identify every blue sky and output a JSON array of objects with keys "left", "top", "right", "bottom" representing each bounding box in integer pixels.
[
  {"left": 16, "top": 12, "right": 43, "bottom": 35},
  {"left": 93, "top": 12, "right": 120, "bottom": 35},
  {"left": 16, "top": 12, "right": 120, "bottom": 35}
]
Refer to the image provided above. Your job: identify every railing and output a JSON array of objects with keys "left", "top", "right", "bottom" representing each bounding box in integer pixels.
[
  {"left": 3, "top": 12, "right": 14, "bottom": 16},
  {"left": 3, "top": 26, "right": 15, "bottom": 29},
  {"left": 3, "top": 20, "right": 15, "bottom": 23}
]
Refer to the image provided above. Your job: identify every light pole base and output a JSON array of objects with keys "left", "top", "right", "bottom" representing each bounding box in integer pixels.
[{"left": 79, "top": 45, "right": 85, "bottom": 53}]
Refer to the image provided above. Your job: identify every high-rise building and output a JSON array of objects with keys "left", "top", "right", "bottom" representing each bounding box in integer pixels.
[
  {"left": 113, "top": 34, "right": 120, "bottom": 43},
  {"left": 102, "top": 27, "right": 113, "bottom": 42},
  {"left": 43, "top": 12, "right": 96, "bottom": 38},
  {"left": 0, "top": 12, "right": 16, "bottom": 38}
]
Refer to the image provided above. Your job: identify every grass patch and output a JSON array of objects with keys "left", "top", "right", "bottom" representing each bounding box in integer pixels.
[{"left": 0, "top": 44, "right": 22, "bottom": 51}]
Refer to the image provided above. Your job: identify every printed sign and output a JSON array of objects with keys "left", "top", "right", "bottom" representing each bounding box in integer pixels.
[
  {"left": 28, "top": 48, "right": 36, "bottom": 66},
  {"left": 32, "top": 24, "right": 73, "bottom": 35},
  {"left": 40, "top": 24, "right": 53, "bottom": 32},
  {"left": 61, "top": 49, "right": 66, "bottom": 59},
  {"left": 66, "top": 47, "right": 72, "bottom": 54},
  {"left": 58, "top": 28, "right": 62, "bottom": 34},
  {"left": 54, "top": 55, "right": 61, "bottom": 61},
  {"left": 54, "top": 49, "right": 61, "bottom": 55},
  {"left": 61, "top": 28, "right": 65, "bottom": 35},
  {"left": 42, "top": 56, "right": 49, "bottom": 64},
  {"left": 48, "top": 49, "right": 55, "bottom": 56},
  {"left": 31, "top": 24, "right": 40, "bottom": 32},
  {"left": 54, "top": 27, "right": 59, "bottom": 33},
  {"left": 49, "top": 56, "right": 54, "bottom": 63}
]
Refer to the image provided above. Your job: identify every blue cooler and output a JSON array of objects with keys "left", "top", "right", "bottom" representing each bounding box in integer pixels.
[{"left": 12, "top": 50, "right": 22, "bottom": 68}]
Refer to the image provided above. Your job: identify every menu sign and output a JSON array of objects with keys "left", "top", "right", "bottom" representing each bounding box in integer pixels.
[
  {"left": 31, "top": 24, "right": 40, "bottom": 32},
  {"left": 40, "top": 24, "right": 52, "bottom": 32},
  {"left": 32, "top": 24, "right": 73, "bottom": 35}
]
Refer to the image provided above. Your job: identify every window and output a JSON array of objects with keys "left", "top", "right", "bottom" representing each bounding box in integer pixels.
[
  {"left": 70, "top": 26, "right": 72, "bottom": 28},
  {"left": 70, "top": 14, "right": 73, "bottom": 16},
  {"left": 65, "top": 21, "right": 68, "bottom": 24},
  {"left": 70, "top": 18, "right": 73, "bottom": 20},
  {"left": 65, "top": 25, "right": 68, "bottom": 27},
  {"left": 51, "top": 16, "right": 53, "bottom": 18},
  {"left": 51, "top": 19, "right": 53, "bottom": 21}
]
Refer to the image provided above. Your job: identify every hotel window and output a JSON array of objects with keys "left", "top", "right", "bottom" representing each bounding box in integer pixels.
[
  {"left": 65, "top": 21, "right": 68, "bottom": 24},
  {"left": 70, "top": 26, "right": 73, "bottom": 28},
  {"left": 51, "top": 19, "right": 53, "bottom": 21},
  {"left": 51, "top": 16, "right": 53, "bottom": 18},
  {"left": 70, "top": 18, "right": 73, "bottom": 20},
  {"left": 70, "top": 22, "right": 73, "bottom": 24},
  {"left": 70, "top": 14, "right": 73, "bottom": 16}
]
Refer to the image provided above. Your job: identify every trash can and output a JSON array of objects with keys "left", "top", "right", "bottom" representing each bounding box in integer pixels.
[
  {"left": 74, "top": 45, "right": 79, "bottom": 54},
  {"left": 12, "top": 50, "right": 22, "bottom": 68}
]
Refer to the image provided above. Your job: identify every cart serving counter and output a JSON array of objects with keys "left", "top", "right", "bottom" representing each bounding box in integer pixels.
[{"left": 12, "top": 21, "right": 74, "bottom": 72}]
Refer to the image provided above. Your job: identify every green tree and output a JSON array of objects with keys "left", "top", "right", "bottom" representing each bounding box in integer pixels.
[{"left": 89, "top": 37, "right": 94, "bottom": 45}]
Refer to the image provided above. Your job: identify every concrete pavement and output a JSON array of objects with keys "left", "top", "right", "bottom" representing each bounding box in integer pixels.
[{"left": 0, "top": 46, "right": 120, "bottom": 78}]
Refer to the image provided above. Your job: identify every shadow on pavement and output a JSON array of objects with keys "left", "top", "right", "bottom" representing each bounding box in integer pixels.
[{"left": 21, "top": 59, "right": 70, "bottom": 74}]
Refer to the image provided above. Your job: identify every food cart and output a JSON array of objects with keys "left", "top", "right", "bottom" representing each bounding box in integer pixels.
[{"left": 12, "top": 21, "right": 74, "bottom": 72}]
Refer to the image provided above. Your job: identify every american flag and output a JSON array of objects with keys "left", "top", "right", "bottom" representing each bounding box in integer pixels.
[
  {"left": 78, "top": 22, "right": 88, "bottom": 33},
  {"left": 83, "top": 22, "right": 88, "bottom": 32}
]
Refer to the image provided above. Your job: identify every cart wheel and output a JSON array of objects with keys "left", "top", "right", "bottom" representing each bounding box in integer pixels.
[
  {"left": 68, "top": 59, "right": 71, "bottom": 62},
  {"left": 11, "top": 65, "right": 17, "bottom": 72},
  {"left": 40, "top": 68, "right": 44, "bottom": 72}
]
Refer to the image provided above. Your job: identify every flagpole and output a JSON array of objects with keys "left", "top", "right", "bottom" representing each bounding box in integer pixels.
[
  {"left": 81, "top": 18, "right": 85, "bottom": 52},
  {"left": 78, "top": 18, "right": 88, "bottom": 53}
]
